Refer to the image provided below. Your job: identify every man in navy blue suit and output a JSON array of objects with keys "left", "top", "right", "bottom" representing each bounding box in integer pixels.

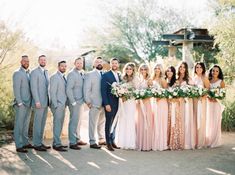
[{"left": 101, "top": 58, "right": 121, "bottom": 151}]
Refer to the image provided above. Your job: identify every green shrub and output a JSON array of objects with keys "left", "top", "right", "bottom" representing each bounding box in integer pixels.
[
  {"left": 222, "top": 100, "right": 235, "bottom": 131},
  {"left": 0, "top": 71, "right": 15, "bottom": 131}
]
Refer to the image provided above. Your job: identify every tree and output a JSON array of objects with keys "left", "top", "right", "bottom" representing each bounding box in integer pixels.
[
  {"left": 208, "top": 0, "right": 235, "bottom": 82},
  {"left": 0, "top": 21, "right": 23, "bottom": 68},
  {"left": 83, "top": 0, "right": 192, "bottom": 63}
]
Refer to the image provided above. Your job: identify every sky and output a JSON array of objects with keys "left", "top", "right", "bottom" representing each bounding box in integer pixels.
[{"left": 0, "top": 0, "right": 211, "bottom": 50}]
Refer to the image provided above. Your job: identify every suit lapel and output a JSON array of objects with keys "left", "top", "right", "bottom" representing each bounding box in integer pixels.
[
  {"left": 20, "top": 67, "right": 29, "bottom": 81},
  {"left": 57, "top": 71, "right": 66, "bottom": 85},
  {"left": 109, "top": 70, "right": 117, "bottom": 83}
]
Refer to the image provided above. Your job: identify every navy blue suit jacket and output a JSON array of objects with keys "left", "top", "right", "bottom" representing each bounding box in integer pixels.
[{"left": 101, "top": 70, "right": 120, "bottom": 108}]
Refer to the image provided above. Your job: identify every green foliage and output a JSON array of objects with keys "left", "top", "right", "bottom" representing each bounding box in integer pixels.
[
  {"left": 222, "top": 100, "right": 235, "bottom": 131},
  {"left": 0, "top": 70, "right": 15, "bottom": 130},
  {"left": 86, "top": 0, "right": 193, "bottom": 63},
  {"left": 208, "top": 0, "right": 235, "bottom": 83},
  {"left": 192, "top": 44, "right": 219, "bottom": 69}
]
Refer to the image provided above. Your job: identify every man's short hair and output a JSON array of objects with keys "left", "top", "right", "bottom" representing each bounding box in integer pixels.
[
  {"left": 38, "top": 55, "right": 46, "bottom": 60},
  {"left": 96, "top": 56, "right": 102, "bottom": 60},
  {"left": 22, "top": 55, "right": 28, "bottom": 59},
  {"left": 74, "top": 57, "right": 83, "bottom": 63},
  {"left": 58, "top": 60, "right": 66, "bottom": 66},
  {"left": 110, "top": 57, "right": 119, "bottom": 63}
]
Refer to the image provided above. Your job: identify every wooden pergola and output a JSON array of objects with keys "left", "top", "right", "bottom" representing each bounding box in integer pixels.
[{"left": 153, "top": 28, "right": 214, "bottom": 68}]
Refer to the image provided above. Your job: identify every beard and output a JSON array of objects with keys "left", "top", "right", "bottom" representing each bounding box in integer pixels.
[
  {"left": 96, "top": 64, "right": 103, "bottom": 70},
  {"left": 40, "top": 64, "right": 46, "bottom": 68},
  {"left": 22, "top": 64, "right": 29, "bottom": 70}
]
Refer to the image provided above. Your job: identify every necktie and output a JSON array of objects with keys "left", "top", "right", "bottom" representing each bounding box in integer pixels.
[
  {"left": 44, "top": 70, "right": 48, "bottom": 87},
  {"left": 63, "top": 75, "right": 67, "bottom": 84},
  {"left": 100, "top": 71, "right": 103, "bottom": 76},
  {"left": 26, "top": 70, "right": 30, "bottom": 80}
]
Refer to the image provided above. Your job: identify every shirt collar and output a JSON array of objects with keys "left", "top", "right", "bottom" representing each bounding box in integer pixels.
[
  {"left": 21, "top": 66, "right": 29, "bottom": 73},
  {"left": 39, "top": 66, "right": 45, "bottom": 72},
  {"left": 58, "top": 71, "right": 64, "bottom": 77}
]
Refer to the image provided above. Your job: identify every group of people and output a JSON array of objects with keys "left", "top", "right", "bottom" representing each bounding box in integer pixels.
[
  {"left": 108, "top": 60, "right": 225, "bottom": 151},
  {"left": 12, "top": 55, "right": 225, "bottom": 153}
]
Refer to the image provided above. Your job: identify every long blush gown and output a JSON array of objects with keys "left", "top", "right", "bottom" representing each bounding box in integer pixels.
[
  {"left": 136, "top": 79, "right": 153, "bottom": 151},
  {"left": 152, "top": 80, "right": 168, "bottom": 151},
  {"left": 181, "top": 81, "right": 196, "bottom": 149},
  {"left": 193, "top": 76, "right": 207, "bottom": 148},
  {"left": 206, "top": 80, "right": 224, "bottom": 148}
]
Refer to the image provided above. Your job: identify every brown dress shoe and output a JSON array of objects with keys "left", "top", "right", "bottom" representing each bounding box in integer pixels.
[
  {"left": 106, "top": 144, "right": 114, "bottom": 151},
  {"left": 23, "top": 144, "right": 34, "bottom": 149},
  {"left": 112, "top": 143, "right": 120, "bottom": 149},
  {"left": 34, "top": 146, "right": 47, "bottom": 151},
  {"left": 98, "top": 141, "right": 107, "bottom": 146},
  {"left": 77, "top": 140, "right": 87, "bottom": 146},
  {"left": 90, "top": 144, "right": 101, "bottom": 149},
  {"left": 16, "top": 148, "right": 28, "bottom": 153},
  {"left": 53, "top": 146, "right": 67, "bottom": 152},
  {"left": 70, "top": 144, "right": 81, "bottom": 150}
]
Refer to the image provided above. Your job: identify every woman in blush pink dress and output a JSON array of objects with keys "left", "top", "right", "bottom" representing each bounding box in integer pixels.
[
  {"left": 165, "top": 66, "right": 176, "bottom": 147},
  {"left": 206, "top": 65, "right": 225, "bottom": 148},
  {"left": 176, "top": 62, "right": 195, "bottom": 150},
  {"left": 136, "top": 64, "right": 153, "bottom": 151},
  {"left": 193, "top": 62, "right": 210, "bottom": 149},
  {"left": 151, "top": 64, "right": 168, "bottom": 151}
]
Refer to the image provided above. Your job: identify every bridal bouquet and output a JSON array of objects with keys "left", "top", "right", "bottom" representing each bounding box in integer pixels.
[
  {"left": 133, "top": 88, "right": 152, "bottom": 100},
  {"left": 111, "top": 82, "right": 134, "bottom": 100},
  {"left": 208, "top": 87, "right": 226, "bottom": 100},
  {"left": 150, "top": 87, "right": 169, "bottom": 98},
  {"left": 190, "top": 86, "right": 208, "bottom": 98},
  {"left": 167, "top": 87, "right": 182, "bottom": 98}
]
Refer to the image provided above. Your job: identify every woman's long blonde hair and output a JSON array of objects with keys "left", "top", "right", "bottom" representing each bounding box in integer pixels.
[
  {"left": 138, "top": 63, "right": 150, "bottom": 80},
  {"left": 122, "top": 62, "right": 136, "bottom": 82},
  {"left": 151, "top": 63, "right": 164, "bottom": 80}
]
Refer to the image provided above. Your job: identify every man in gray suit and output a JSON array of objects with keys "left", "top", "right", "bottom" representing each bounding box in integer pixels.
[
  {"left": 84, "top": 57, "right": 106, "bottom": 149},
  {"left": 13, "top": 55, "right": 33, "bottom": 153},
  {"left": 66, "top": 57, "right": 85, "bottom": 150},
  {"left": 49, "top": 60, "right": 68, "bottom": 152},
  {"left": 30, "top": 55, "right": 51, "bottom": 151}
]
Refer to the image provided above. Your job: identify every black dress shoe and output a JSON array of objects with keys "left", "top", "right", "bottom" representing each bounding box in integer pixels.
[
  {"left": 53, "top": 146, "right": 67, "bottom": 152},
  {"left": 70, "top": 144, "right": 81, "bottom": 150},
  {"left": 61, "top": 145, "right": 68, "bottom": 148},
  {"left": 42, "top": 144, "right": 51, "bottom": 149},
  {"left": 106, "top": 144, "right": 114, "bottom": 151},
  {"left": 112, "top": 143, "right": 120, "bottom": 149},
  {"left": 34, "top": 146, "right": 47, "bottom": 151},
  {"left": 23, "top": 144, "right": 34, "bottom": 149},
  {"left": 16, "top": 147, "right": 28, "bottom": 153},
  {"left": 90, "top": 144, "right": 101, "bottom": 149}
]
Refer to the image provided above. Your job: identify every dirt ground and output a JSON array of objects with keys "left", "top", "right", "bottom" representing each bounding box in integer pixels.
[{"left": 0, "top": 132, "right": 235, "bottom": 175}]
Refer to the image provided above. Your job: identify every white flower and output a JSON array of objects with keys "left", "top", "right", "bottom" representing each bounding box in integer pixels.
[{"left": 173, "top": 92, "right": 177, "bottom": 96}]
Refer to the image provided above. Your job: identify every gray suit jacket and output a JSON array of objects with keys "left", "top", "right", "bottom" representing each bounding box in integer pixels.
[
  {"left": 30, "top": 67, "right": 49, "bottom": 108},
  {"left": 84, "top": 69, "right": 102, "bottom": 108},
  {"left": 13, "top": 67, "right": 32, "bottom": 107},
  {"left": 49, "top": 71, "right": 67, "bottom": 108},
  {"left": 66, "top": 68, "right": 84, "bottom": 105}
]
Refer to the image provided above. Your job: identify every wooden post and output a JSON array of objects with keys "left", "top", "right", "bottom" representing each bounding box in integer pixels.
[{"left": 182, "top": 41, "right": 194, "bottom": 69}]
